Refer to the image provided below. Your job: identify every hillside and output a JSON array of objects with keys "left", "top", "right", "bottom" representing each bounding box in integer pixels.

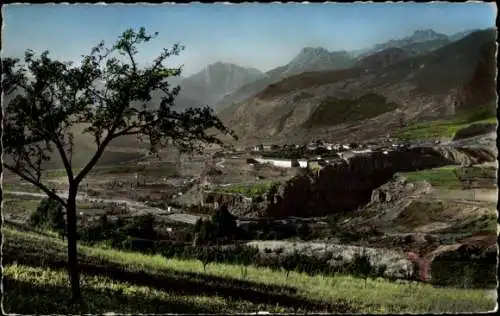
[
  {"left": 356, "top": 29, "right": 475, "bottom": 60},
  {"left": 215, "top": 47, "right": 356, "bottom": 111},
  {"left": 218, "top": 29, "right": 497, "bottom": 144},
  {"left": 4, "top": 227, "right": 495, "bottom": 314},
  {"left": 178, "top": 62, "right": 267, "bottom": 107}
]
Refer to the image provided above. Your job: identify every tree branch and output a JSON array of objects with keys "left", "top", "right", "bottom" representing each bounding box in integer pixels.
[
  {"left": 4, "top": 164, "right": 68, "bottom": 208},
  {"left": 52, "top": 136, "right": 74, "bottom": 182},
  {"left": 74, "top": 131, "right": 114, "bottom": 184}
]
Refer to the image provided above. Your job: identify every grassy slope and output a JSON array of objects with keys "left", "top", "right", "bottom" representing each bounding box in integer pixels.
[
  {"left": 399, "top": 166, "right": 463, "bottom": 189},
  {"left": 303, "top": 93, "right": 399, "bottom": 129},
  {"left": 212, "top": 181, "right": 279, "bottom": 198},
  {"left": 398, "top": 165, "right": 497, "bottom": 190},
  {"left": 394, "top": 103, "right": 497, "bottom": 140},
  {"left": 396, "top": 165, "right": 498, "bottom": 234},
  {"left": 3, "top": 227, "right": 495, "bottom": 314}
]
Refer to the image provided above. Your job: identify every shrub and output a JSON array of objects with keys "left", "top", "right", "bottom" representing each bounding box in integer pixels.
[
  {"left": 296, "top": 223, "right": 312, "bottom": 240},
  {"left": 123, "top": 214, "right": 156, "bottom": 240},
  {"left": 350, "top": 250, "right": 374, "bottom": 287},
  {"left": 29, "top": 197, "right": 66, "bottom": 238}
]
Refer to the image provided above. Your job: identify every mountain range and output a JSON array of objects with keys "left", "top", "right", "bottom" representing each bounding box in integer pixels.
[
  {"left": 215, "top": 28, "right": 496, "bottom": 145},
  {"left": 153, "top": 28, "right": 480, "bottom": 113}
]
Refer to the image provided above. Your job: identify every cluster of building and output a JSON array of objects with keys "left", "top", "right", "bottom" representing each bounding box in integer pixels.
[
  {"left": 247, "top": 139, "right": 412, "bottom": 170},
  {"left": 250, "top": 140, "right": 353, "bottom": 153}
]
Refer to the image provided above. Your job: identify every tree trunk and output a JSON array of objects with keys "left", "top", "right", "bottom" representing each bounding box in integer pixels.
[{"left": 66, "top": 186, "right": 82, "bottom": 303}]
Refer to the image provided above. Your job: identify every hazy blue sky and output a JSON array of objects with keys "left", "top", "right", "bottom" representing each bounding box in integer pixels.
[{"left": 4, "top": 3, "right": 497, "bottom": 75}]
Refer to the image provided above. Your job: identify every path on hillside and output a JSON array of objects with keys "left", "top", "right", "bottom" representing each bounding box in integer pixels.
[
  {"left": 426, "top": 188, "right": 498, "bottom": 204},
  {"left": 5, "top": 190, "right": 206, "bottom": 225}
]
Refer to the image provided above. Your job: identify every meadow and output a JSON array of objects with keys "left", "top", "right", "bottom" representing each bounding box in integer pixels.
[{"left": 3, "top": 227, "right": 495, "bottom": 314}]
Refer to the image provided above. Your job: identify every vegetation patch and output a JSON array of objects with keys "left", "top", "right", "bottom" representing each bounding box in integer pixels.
[
  {"left": 393, "top": 201, "right": 446, "bottom": 228},
  {"left": 395, "top": 102, "right": 497, "bottom": 141},
  {"left": 438, "top": 214, "right": 498, "bottom": 235},
  {"left": 3, "top": 264, "right": 294, "bottom": 314},
  {"left": 303, "top": 92, "right": 399, "bottom": 128},
  {"left": 3, "top": 198, "right": 43, "bottom": 218},
  {"left": 398, "top": 166, "right": 462, "bottom": 189},
  {"left": 399, "top": 165, "right": 497, "bottom": 190},
  {"left": 3, "top": 228, "right": 496, "bottom": 314},
  {"left": 213, "top": 181, "right": 280, "bottom": 198}
]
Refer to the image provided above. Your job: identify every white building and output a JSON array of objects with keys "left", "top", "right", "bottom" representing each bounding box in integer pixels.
[{"left": 298, "top": 159, "right": 308, "bottom": 168}]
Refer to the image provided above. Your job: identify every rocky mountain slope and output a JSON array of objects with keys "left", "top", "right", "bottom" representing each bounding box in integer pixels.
[
  {"left": 216, "top": 28, "right": 479, "bottom": 116},
  {"left": 215, "top": 47, "right": 356, "bottom": 111},
  {"left": 356, "top": 29, "right": 476, "bottom": 59},
  {"left": 217, "top": 29, "right": 497, "bottom": 144},
  {"left": 177, "top": 62, "right": 267, "bottom": 108},
  {"left": 361, "top": 29, "right": 449, "bottom": 57}
]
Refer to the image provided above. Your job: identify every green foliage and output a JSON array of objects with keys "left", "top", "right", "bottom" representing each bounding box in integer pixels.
[
  {"left": 399, "top": 166, "right": 462, "bottom": 189},
  {"left": 214, "top": 181, "right": 281, "bottom": 198},
  {"left": 193, "top": 205, "right": 239, "bottom": 243},
  {"left": 350, "top": 251, "right": 374, "bottom": 287},
  {"left": 303, "top": 93, "right": 399, "bottom": 128},
  {"left": 4, "top": 228, "right": 496, "bottom": 314},
  {"left": 29, "top": 197, "right": 66, "bottom": 237},
  {"left": 395, "top": 102, "right": 497, "bottom": 141},
  {"left": 296, "top": 223, "right": 312, "bottom": 240},
  {"left": 3, "top": 27, "right": 237, "bottom": 300}
]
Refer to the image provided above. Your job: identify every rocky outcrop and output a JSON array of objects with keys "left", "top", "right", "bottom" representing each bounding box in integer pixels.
[
  {"left": 247, "top": 240, "right": 415, "bottom": 280},
  {"left": 453, "top": 123, "right": 497, "bottom": 141},
  {"left": 202, "top": 191, "right": 256, "bottom": 215},
  {"left": 263, "top": 147, "right": 452, "bottom": 217},
  {"left": 370, "top": 175, "right": 432, "bottom": 204},
  {"left": 420, "top": 238, "right": 497, "bottom": 288},
  {"left": 454, "top": 40, "right": 497, "bottom": 110},
  {"left": 431, "top": 145, "right": 496, "bottom": 166},
  {"left": 262, "top": 145, "right": 496, "bottom": 217}
]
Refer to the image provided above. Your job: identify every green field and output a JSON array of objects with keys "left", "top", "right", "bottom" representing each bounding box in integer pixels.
[
  {"left": 212, "top": 181, "right": 279, "bottom": 198},
  {"left": 395, "top": 103, "right": 497, "bottom": 141},
  {"left": 399, "top": 166, "right": 463, "bottom": 189},
  {"left": 398, "top": 165, "right": 497, "bottom": 190},
  {"left": 3, "top": 227, "right": 495, "bottom": 314}
]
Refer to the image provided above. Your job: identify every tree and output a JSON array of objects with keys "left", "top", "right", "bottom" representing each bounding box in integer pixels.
[
  {"left": 2, "top": 27, "right": 236, "bottom": 303},
  {"left": 211, "top": 204, "right": 237, "bottom": 239},
  {"left": 29, "top": 194, "right": 65, "bottom": 238}
]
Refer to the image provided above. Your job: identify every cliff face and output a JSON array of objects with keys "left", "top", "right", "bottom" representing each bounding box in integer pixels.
[
  {"left": 454, "top": 41, "right": 497, "bottom": 110},
  {"left": 262, "top": 144, "right": 496, "bottom": 218}
]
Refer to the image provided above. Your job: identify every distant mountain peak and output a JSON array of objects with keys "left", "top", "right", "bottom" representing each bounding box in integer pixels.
[
  {"left": 412, "top": 29, "right": 440, "bottom": 36},
  {"left": 300, "top": 46, "right": 330, "bottom": 54},
  {"left": 409, "top": 29, "right": 447, "bottom": 42}
]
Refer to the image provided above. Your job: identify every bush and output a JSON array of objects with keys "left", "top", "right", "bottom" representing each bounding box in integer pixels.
[
  {"left": 194, "top": 205, "right": 240, "bottom": 243},
  {"left": 123, "top": 214, "right": 156, "bottom": 240},
  {"left": 296, "top": 223, "right": 312, "bottom": 240},
  {"left": 29, "top": 197, "right": 66, "bottom": 238}
]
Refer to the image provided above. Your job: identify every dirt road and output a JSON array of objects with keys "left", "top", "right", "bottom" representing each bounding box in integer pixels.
[{"left": 428, "top": 188, "right": 498, "bottom": 204}]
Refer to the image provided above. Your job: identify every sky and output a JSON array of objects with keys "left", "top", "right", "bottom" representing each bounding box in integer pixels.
[{"left": 3, "top": 2, "right": 497, "bottom": 76}]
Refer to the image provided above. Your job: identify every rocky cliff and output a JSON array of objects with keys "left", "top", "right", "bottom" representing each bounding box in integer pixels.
[{"left": 454, "top": 40, "right": 497, "bottom": 110}]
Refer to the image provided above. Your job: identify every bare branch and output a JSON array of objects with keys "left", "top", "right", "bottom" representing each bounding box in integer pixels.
[
  {"left": 4, "top": 164, "right": 68, "bottom": 208},
  {"left": 52, "top": 136, "right": 74, "bottom": 182}
]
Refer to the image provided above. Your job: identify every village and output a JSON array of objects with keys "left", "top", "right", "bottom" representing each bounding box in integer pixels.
[{"left": 243, "top": 138, "right": 418, "bottom": 170}]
